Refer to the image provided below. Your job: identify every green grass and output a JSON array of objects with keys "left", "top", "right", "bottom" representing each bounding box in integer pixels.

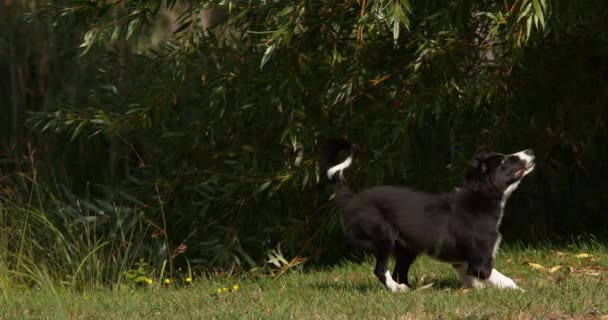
[{"left": 1, "top": 245, "right": 607, "bottom": 319}]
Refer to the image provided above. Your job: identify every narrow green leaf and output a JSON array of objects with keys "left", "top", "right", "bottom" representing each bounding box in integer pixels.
[
  {"left": 302, "top": 172, "right": 309, "bottom": 190},
  {"left": 80, "top": 30, "right": 93, "bottom": 48},
  {"left": 110, "top": 26, "right": 119, "bottom": 43},
  {"left": 41, "top": 120, "right": 55, "bottom": 132},
  {"left": 70, "top": 121, "right": 87, "bottom": 142},
  {"left": 127, "top": 18, "right": 139, "bottom": 40},
  {"left": 294, "top": 148, "right": 303, "bottom": 167},
  {"left": 532, "top": 0, "right": 541, "bottom": 16},
  {"left": 79, "top": 30, "right": 96, "bottom": 56},
  {"left": 277, "top": 6, "right": 293, "bottom": 17},
  {"left": 518, "top": 3, "right": 532, "bottom": 22},
  {"left": 393, "top": 18, "right": 400, "bottom": 46},
  {"left": 403, "top": 0, "right": 412, "bottom": 13},
  {"left": 526, "top": 15, "right": 533, "bottom": 40},
  {"left": 532, "top": 0, "right": 545, "bottom": 29},
  {"left": 260, "top": 44, "right": 275, "bottom": 70},
  {"left": 257, "top": 181, "right": 272, "bottom": 193},
  {"left": 392, "top": 1, "right": 401, "bottom": 46}
]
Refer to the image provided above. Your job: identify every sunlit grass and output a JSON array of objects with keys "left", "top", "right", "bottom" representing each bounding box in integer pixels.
[{"left": 1, "top": 245, "right": 606, "bottom": 319}]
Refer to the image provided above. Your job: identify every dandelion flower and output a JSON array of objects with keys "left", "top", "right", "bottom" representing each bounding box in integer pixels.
[
  {"left": 145, "top": 278, "right": 153, "bottom": 285},
  {"left": 222, "top": 287, "right": 228, "bottom": 293},
  {"left": 185, "top": 277, "right": 192, "bottom": 283},
  {"left": 165, "top": 279, "right": 171, "bottom": 284},
  {"left": 216, "top": 288, "right": 222, "bottom": 293},
  {"left": 232, "top": 285, "right": 240, "bottom": 291}
]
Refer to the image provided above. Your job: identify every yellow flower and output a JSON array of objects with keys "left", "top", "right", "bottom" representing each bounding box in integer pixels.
[
  {"left": 222, "top": 287, "right": 228, "bottom": 293},
  {"left": 216, "top": 288, "right": 222, "bottom": 293},
  {"left": 164, "top": 278, "right": 171, "bottom": 284},
  {"left": 145, "top": 278, "right": 153, "bottom": 285},
  {"left": 185, "top": 277, "right": 192, "bottom": 283},
  {"left": 232, "top": 285, "right": 240, "bottom": 291}
]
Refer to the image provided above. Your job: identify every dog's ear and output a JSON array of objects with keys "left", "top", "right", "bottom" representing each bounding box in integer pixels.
[
  {"left": 465, "top": 152, "right": 505, "bottom": 181},
  {"left": 465, "top": 153, "right": 498, "bottom": 181},
  {"left": 465, "top": 153, "right": 491, "bottom": 182}
]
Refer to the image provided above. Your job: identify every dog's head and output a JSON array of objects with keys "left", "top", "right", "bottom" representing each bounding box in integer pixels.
[{"left": 464, "top": 149, "right": 535, "bottom": 197}]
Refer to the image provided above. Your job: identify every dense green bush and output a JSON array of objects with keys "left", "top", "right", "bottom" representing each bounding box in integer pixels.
[{"left": 1, "top": 0, "right": 607, "bottom": 286}]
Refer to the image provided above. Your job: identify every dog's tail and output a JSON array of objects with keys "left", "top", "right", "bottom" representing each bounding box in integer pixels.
[{"left": 320, "top": 138, "right": 358, "bottom": 208}]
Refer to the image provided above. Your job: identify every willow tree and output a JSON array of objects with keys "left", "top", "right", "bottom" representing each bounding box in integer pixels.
[{"left": 19, "top": 0, "right": 608, "bottom": 273}]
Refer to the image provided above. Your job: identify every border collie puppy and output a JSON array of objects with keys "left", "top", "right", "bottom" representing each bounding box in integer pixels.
[{"left": 322, "top": 138, "right": 535, "bottom": 292}]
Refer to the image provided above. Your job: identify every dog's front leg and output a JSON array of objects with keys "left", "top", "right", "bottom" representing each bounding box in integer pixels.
[
  {"left": 465, "top": 259, "right": 493, "bottom": 280},
  {"left": 464, "top": 259, "right": 523, "bottom": 290},
  {"left": 453, "top": 264, "right": 485, "bottom": 289},
  {"left": 482, "top": 269, "right": 524, "bottom": 291}
]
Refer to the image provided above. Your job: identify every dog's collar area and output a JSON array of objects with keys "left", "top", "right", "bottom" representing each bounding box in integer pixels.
[{"left": 460, "top": 185, "right": 504, "bottom": 201}]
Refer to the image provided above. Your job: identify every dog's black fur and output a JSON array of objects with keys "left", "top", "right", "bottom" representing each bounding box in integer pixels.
[{"left": 322, "top": 138, "right": 535, "bottom": 291}]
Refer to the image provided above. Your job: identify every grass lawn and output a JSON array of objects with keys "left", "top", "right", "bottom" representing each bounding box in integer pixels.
[{"left": 1, "top": 245, "right": 607, "bottom": 319}]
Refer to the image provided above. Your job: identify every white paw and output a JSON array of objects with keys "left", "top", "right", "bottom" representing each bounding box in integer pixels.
[
  {"left": 388, "top": 283, "right": 410, "bottom": 292},
  {"left": 484, "top": 269, "right": 524, "bottom": 291},
  {"left": 498, "top": 279, "right": 524, "bottom": 291},
  {"left": 462, "top": 279, "right": 485, "bottom": 289},
  {"left": 383, "top": 271, "right": 410, "bottom": 292}
]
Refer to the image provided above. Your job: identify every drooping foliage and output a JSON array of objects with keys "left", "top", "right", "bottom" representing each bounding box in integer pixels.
[{"left": 1, "top": 0, "right": 607, "bottom": 283}]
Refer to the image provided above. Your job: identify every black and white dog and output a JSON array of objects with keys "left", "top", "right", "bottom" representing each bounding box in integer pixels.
[{"left": 322, "top": 138, "right": 535, "bottom": 292}]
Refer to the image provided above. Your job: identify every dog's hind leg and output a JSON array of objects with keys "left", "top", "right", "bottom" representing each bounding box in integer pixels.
[
  {"left": 374, "top": 239, "right": 409, "bottom": 292},
  {"left": 392, "top": 243, "right": 418, "bottom": 286}
]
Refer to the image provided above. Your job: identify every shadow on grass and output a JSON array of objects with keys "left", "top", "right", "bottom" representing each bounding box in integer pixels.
[{"left": 309, "top": 276, "right": 462, "bottom": 293}]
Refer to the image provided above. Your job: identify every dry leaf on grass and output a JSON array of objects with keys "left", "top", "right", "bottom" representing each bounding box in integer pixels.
[
  {"left": 525, "top": 262, "right": 565, "bottom": 274},
  {"left": 416, "top": 283, "right": 434, "bottom": 290},
  {"left": 567, "top": 265, "right": 608, "bottom": 277},
  {"left": 526, "top": 262, "right": 546, "bottom": 271},
  {"left": 549, "top": 265, "right": 563, "bottom": 273},
  {"left": 575, "top": 253, "right": 593, "bottom": 258}
]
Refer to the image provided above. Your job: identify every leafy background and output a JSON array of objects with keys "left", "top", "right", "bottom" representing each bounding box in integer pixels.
[{"left": 1, "top": 0, "right": 607, "bottom": 286}]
